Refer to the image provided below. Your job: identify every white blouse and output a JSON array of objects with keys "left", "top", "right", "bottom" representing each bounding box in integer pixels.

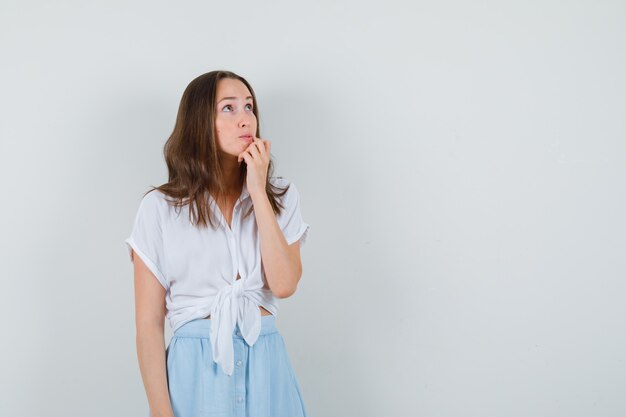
[{"left": 124, "top": 176, "right": 310, "bottom": 376}]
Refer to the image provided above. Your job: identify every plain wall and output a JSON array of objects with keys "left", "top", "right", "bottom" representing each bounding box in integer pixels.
[{"left": 1, "top": 1, "right": 625, "bottom": 416}]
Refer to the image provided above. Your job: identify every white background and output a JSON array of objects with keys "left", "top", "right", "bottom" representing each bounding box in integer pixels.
[{"left": 1, "top": 1, "right": 625, "bottom": 416}]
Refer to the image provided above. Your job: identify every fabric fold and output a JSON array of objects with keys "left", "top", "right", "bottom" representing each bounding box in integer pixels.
[{"left": 209, "top": 277, "right": 262, "bottom": 376}]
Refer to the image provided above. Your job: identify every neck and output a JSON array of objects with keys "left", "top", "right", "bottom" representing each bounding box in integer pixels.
[{"left": 216, "top": 154, "right": 245, "bottom": 196}]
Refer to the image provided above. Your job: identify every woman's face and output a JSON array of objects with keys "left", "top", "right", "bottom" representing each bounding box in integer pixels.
[{"left": 214, "top": 78, "right": 257, "bottom": 160}]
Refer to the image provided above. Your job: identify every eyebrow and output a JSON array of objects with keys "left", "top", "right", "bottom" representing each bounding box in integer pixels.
[{"left": 217, "top": 96, "right": 253, "bottom": 104}]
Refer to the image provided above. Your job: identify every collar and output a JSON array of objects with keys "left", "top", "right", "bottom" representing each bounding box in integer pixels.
[{"left": 207, "top": 178, "right": 250, "bottom": 203}]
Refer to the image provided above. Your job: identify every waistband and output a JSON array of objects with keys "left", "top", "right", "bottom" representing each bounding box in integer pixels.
[{"left": 173, "top": 314, "right": 278, "bottom": 339}]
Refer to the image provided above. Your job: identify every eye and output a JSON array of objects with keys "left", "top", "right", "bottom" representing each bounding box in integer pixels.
[{"left": 221, "top": 103, "right": 253, "bottom": 112}]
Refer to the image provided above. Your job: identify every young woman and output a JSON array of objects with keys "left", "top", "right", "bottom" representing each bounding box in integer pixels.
[{"left": 125, "top": 70, "right": 310, "bottom": 417}]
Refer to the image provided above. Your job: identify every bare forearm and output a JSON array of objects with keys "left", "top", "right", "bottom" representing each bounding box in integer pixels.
[
  {"left": 136, "top": 325, "right": 174, "bottom": 417},
  {"left": 251, "top": 191, "right": 300, "bottom": 297}
]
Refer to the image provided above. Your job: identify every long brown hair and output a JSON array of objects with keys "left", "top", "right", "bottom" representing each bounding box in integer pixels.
[{"left": 144, "top": 70, "right": 289, "bottom": 229}]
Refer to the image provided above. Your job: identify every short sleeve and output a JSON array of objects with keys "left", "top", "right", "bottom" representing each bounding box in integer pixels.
[
  {"left": 124, "top": 192, "right": 169, "bottom": 290},
  {"left": 277, "top": 181, "right": 310, "bottom": 247}
]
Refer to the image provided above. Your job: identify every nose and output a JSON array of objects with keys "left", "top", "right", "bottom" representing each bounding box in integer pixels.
[{"left": 238, "top": 111, "right": 254, "bottom": 128}]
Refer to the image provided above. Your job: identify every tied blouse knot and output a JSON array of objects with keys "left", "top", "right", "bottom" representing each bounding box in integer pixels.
[
  {"left": 125, "top": 177, "right": 310, "bottom": 376},
  {"left": 210, "top": 273, "right": 263, "bottom": 376}
]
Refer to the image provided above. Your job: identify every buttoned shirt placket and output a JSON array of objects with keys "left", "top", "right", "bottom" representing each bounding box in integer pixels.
[{"left": 209, "top": 189, "right": 262, "bottom": 377}]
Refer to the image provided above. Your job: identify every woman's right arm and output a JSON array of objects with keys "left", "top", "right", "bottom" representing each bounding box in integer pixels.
[{"left": 132, "top": 249, "right": 175, "bottom": 417}]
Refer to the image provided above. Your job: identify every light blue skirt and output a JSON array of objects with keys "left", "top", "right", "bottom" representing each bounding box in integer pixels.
[{"left": 150, "top": 315, "right": 307, "bottom": 417}]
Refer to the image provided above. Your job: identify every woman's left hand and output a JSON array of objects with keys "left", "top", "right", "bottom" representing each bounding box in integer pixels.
[{"left": 238, "top": 137, "right": 271, "bottom": 198}]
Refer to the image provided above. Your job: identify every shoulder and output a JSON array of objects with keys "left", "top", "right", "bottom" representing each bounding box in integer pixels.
[
  {"left": 269, "top": 176, "right": 302, "bottom": 192},
  {"left": 136, "top": 189, "right": 171, "bottom": 220},
  {"left": 141, "top": 188, "right": 168, "bottom": 204},
  {"left": 269, "top": 177, "right": 305, "bottom": 217},
  {"left": 269, "top": 176, "right": 291, "bottom": 188},
  {"left": 269, "top": 176, "right": 300, "bottom": 201}
]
